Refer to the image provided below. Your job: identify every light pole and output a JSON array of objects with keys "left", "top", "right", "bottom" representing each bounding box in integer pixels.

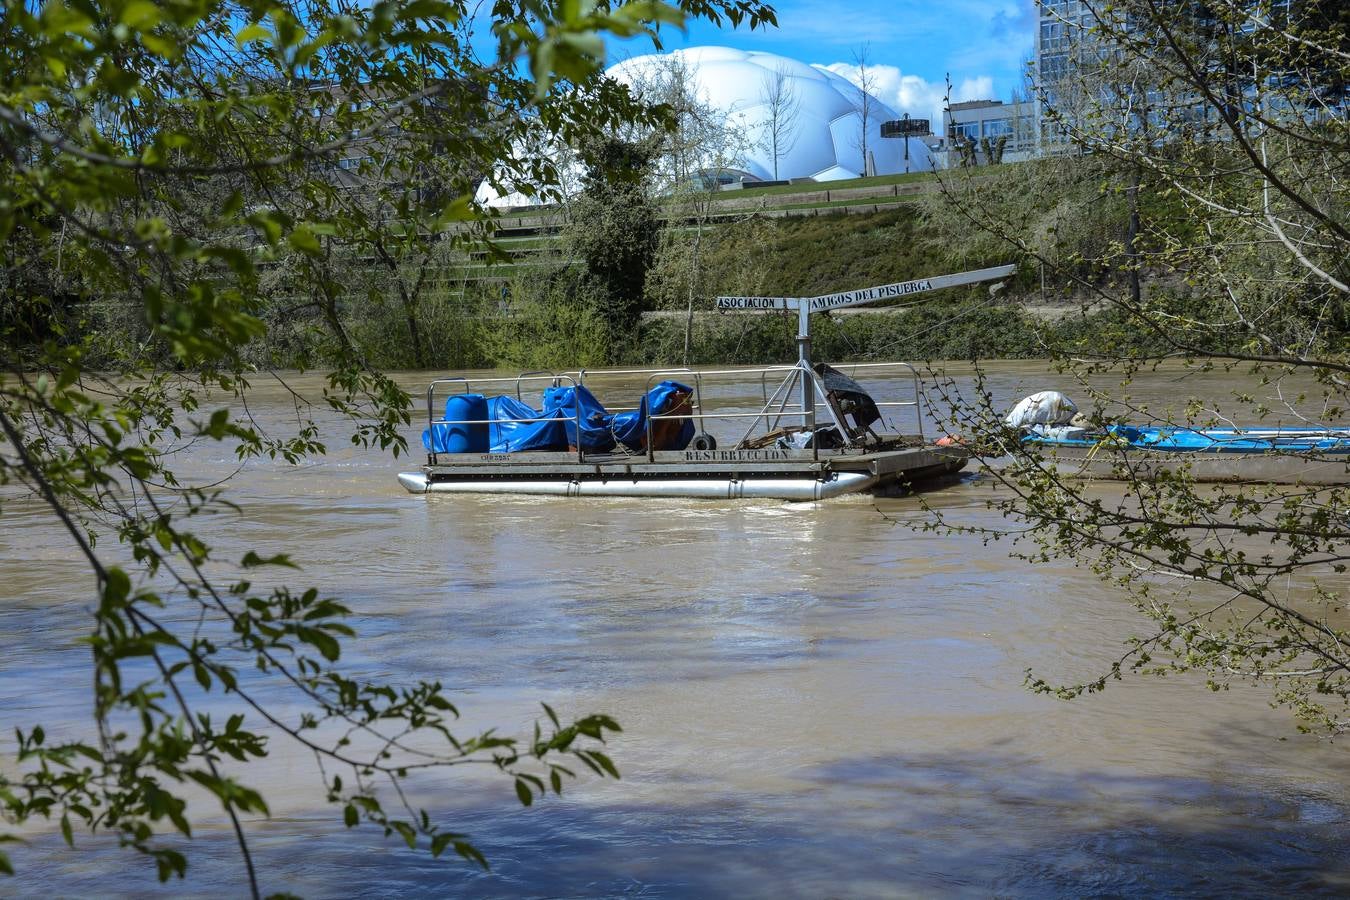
[{"left": 902, "top": 113, "right": 910, "bottom": 173}]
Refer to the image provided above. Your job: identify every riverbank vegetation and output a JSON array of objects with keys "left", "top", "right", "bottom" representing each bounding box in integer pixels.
[
  {"left": 8, "top": 86, "right": 1239, "bottom": 374},
  {"left": 208, "top": 156, "right": 1223, "bottom": 371}
]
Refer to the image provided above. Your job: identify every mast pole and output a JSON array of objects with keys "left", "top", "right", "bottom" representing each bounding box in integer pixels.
[{"left": 796, "top": 299, "right": 813, "bottom": 429}]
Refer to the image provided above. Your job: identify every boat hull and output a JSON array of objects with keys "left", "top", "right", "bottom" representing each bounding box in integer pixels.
[
  {"left": 1031, "top": 446, "right": 1350, "bottom": 485},
  {"left": 399, "top": 445, "right": 968, "bottom": 501},
  {"left": 399, "top": 470, "right": 878, "bottom": 501}
]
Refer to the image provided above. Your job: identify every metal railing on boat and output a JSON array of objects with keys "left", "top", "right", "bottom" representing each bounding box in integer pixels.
[
  {"left": 568, "top": 367, "right": 703, "bottom": 418},
  {"left": 754, "top": 361, "right": 925, "bottom": 443},
  {"left": 424, "top": 373, "right": 586, "bottom": 464},
  {"left": 423, "top": 362, "right": 928, "bottom": 466}
]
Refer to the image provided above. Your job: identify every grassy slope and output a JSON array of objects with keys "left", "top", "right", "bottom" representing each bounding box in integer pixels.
[
  {"left": 697, "top": 208, "right": 982, "bottom": 299},
  {"left": 354, "top": 162, "right": 1174, "bottom": 368},
  {"left": 722, "top": 170, "right": 937, "bottom": 198}
]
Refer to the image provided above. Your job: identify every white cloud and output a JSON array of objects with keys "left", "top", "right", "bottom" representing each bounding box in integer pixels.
[
  {"left": 820, "top": 63, "right": 995, "bottom": 132},
  {"left": 760, "top": 0, "right": 1034, "bottom": 51}
]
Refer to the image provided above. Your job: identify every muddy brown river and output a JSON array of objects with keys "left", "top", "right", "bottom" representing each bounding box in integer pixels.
[{"left": 3, "top": 362, "right": 1348, "bottom": 897}]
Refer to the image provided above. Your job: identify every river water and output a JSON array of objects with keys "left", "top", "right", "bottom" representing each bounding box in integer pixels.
[{"left": 3, "top": 362, "right": 1349, "bottom": 897}]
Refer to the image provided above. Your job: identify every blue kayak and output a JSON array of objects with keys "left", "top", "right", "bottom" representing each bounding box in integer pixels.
[
  {"left": 1027, "top": 424, "right": 1350, "bottom": 454},
  {"left": 1021, "top": 424, "right": 1350, "bottom": 484}
]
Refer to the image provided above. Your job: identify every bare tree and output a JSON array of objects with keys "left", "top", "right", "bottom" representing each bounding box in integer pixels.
[
  {"left": 929, "top": 0, "right": 1350, "bottom": 735},
  {"left": 760, "top": 64, "right": 801, "bottom": 181},
  {"left": 615, "top": 53, "right": 752, "bottom": 362},
  {"left": 665, "top": 73, "right": 751, "bottom": 363},
  {"left": 851, "top": 44, "right": 878, "bottom": 177}
]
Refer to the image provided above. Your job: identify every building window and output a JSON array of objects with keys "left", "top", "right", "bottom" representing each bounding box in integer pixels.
[
  {"left": 337, "top": 155, "right": 374, "bottom": 171},
  {"left": 1041, "top": 53, "right": 1068, "bottom": 82},
  {"left": 951, "top": 122, "right": 981, "bottom": 143},
  {"left": 982, "top": 118, "right": 1013, "bottom": 138}
]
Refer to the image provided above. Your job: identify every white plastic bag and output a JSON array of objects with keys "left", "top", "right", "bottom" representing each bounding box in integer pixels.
[{"left": 1004, "top": 391, "right": 1079, "bottom": 429}]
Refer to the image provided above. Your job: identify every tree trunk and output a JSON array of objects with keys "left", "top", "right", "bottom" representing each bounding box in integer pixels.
[
  {"left": 684, "top": 224, "right": 703, "bottom": 366},
  {"left": 1126, "top": 165, "right": 1141, "bottom": 307}
]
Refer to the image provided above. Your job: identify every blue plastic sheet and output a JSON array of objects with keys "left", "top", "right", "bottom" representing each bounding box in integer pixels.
[
  {"left": 425, "top": 380, "right": 696, "bottom": 455},
  {"left": 610, "top": 380, "right": 695, "bottom": 451},
  {"left": 542, "top": 385, "right": 616, "bottom": 452},
  {"left": 423, "top": 394, "right": 489, "bottom": 454},
  {"left": 487, "top": 395, "right": 566, "bottom": 452},
  {"left": 1025, "top": 423, "right": 1350, "bottom": 454}
]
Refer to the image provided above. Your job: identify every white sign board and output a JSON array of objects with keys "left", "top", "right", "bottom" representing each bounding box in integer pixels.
[
  {"left": 806, "top": 265, "right": 1017, "bottom": 312},
  {"left": 715, "top": 296, "right": 794, "bottom": 311},
  {"left": 715, "top": 264, "right": 1016, "bottom": 314},
  {"left": 807, "top": 279, "right": 934, "bottom": 311}
]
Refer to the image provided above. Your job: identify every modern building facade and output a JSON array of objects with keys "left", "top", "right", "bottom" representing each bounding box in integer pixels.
[
  {"left": 1033, "top": 0, "right": 1094, "bottom": 152},
  {"left": 1030, "top": 1, "right": 1326, "bottom": 151},
  {"left": 935, "top": 99, "right": 1036, "bottom": 167}
]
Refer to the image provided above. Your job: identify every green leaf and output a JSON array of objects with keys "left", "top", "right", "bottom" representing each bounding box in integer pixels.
[
  {"left": 40, "top": 3, "right": 95, "bottom": 38},
  {"left": 248, "top": 213, "right": 283, "bottom": 246},
  {"left": 287, "top": 226, "right": 322, "bottom": 257},
  {"left": 558, "top": 31, "right": 605, "bottom": 60},
  {"left": 140, "top": 33, "right": 179, "bottom": 57},
  {"left": 219, "top": 190, "right": 244, "bottom": 218},
  {"left": 102, "top": 568, "right": 131, "bottom": 607},
  {"left": 119, "top": 1, "right": 162, "bottom": 29},
  {"left": 454, "top": 841, "right": 488, "bottom": 869},
  {"left": 614, "top": 0, "right": 684, "bottom": 27},
  {"left": 514, "top": 779, "right": 533, "bottom": 807},
  {"left": 235, "top": 23, "right": 270, "bottom": 47},
  {"left": 391, "top": 820, "right": 417, "bottom": 849},
  {"left": 297, "top": 626, "right": 340, "bottom": 662},
  {"left": 241, "top": 551, "right": 299, "bottom": 569}
]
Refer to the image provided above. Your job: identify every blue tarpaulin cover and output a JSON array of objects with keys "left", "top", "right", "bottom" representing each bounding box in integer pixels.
[
  {"left": 542, "top": 385, "right": 616, "bottom": 452},
  {"left": 610, "top": 380, "right": 695, "bottom": 451},
  {"left": 425, "top": 380, "right": 696, "bottom": 454},
  {"left": 487, "top": 394, "right": 565, "bottom": 452},
  {"left": 423, "top": 394, "right": 567, "bottom": 453},
  {"left": 423, "top": 394, "right": 489, "bottom": 454},
  {"left": 1025, "top": 423, "right": 1350, "bottom": 454}
]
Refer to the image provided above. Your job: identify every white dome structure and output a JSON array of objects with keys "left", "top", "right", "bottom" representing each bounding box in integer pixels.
[
  {"left": 475, "top": 46, "right": 932, "bottom": 208},
  {"left": 607, "top": 46, "right": 931, "bottom": 183}
]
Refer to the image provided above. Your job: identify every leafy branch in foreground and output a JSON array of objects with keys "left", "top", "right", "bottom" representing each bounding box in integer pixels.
[
  {"left": 0, "top": 0, "right": 776, "bottom": 893},
  {"left": 928, "top": 364, "right": 1344, "bottom": 720},
  {"left": 915, "top": 0, "right": 1348, "bottom": 735}
]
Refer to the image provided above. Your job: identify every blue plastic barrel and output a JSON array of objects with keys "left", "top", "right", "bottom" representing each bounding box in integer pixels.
[{"left": 441, "top": 393, "right": 489, "bottom": 453}]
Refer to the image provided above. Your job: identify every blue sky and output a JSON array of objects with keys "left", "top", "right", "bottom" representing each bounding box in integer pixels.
[{"left": 612, "top": 0, "right": 1038, "bottom": 125}]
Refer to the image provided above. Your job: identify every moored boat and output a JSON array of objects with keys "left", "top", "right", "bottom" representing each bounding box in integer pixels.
[
  {"left": 397, "top": 266, "right": 1018, "bottom": 502},
  {"left": 399, "top": 362, "right": 969, "bottom": 501},
  {"left": 1022, "top": 422, "right": 1350, "bottom": 485}
]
